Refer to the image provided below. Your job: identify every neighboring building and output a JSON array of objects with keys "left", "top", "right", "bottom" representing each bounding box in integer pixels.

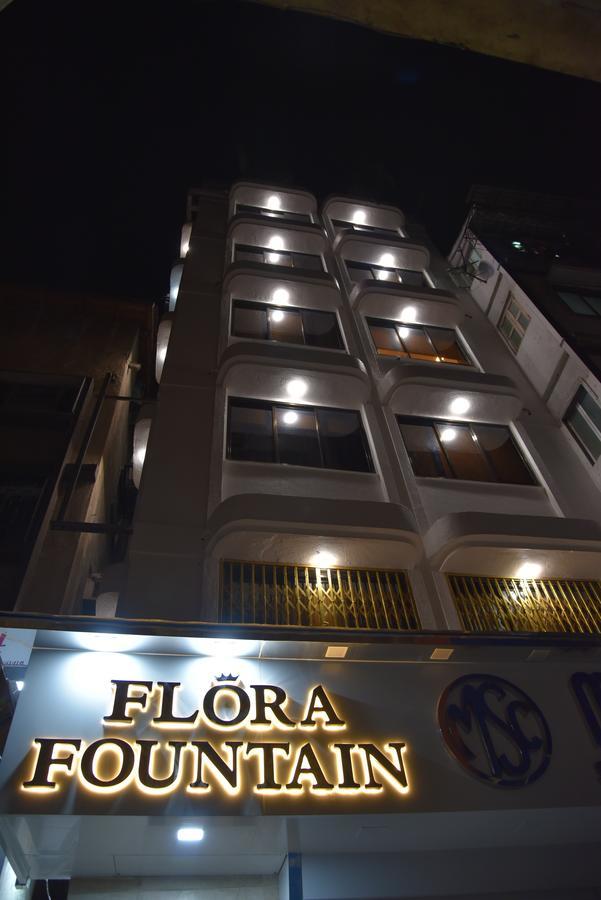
[
  {"left": 0, "top": 285, "right": 156, "bottom": 616},
  {"left": 449, "top": 184, "right": 601, "bottom": 493},
  {"left": 1, "top": 187, "right": 601, "bottom": 899}
]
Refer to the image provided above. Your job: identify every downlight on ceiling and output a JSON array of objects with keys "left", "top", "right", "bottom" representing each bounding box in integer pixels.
[{"left": 449, "top": 396, "right": 470, "bottom": 416}]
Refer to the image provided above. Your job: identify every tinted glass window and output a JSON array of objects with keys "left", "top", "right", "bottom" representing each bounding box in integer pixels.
[
  {"left": 558, "top": 290, "right": 598, "bottom": 316},
  {"left": 269, "top": 308, "right": 304, "bottom": 344},
  {"left": 275, "top": 407, "right": 321, "bottom": 467},
  {"left": 564, "top": 386, "right": 601, "bottom": 463},
  {"left": 367, "top": 318, "right": 469, "bottom": 366},
  {"left": 228, "top": 403, "right": 274, "bottom": 463},
  {"left": 397, "top": 416, "right": 535, "bottom": 484},
  {"left": 317, "top": 409, "right": 372, "bottom": 472},
  {"left": 369, "top": 324, "right": 405, "bottom": 357},
  {"left": 234, "top": 246, "right": 264, "bottom": 264},
  {"left": 302, "top": 310, "right": 344, "bottom": 349},
  {"left": 427, "top": 328, "right": 468, "bottom": 364},
  {"left": 399, "top": 326, "right": 436, "bottom": 361},
  {"left": 232, "top": 304, "right": 268, "bottom": 340},
  {"left": 398, "top": 269, "right": 425, "bottom": 287}
]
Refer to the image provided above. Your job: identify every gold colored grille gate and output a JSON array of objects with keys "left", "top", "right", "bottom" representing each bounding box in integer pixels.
[
  {"left": 449, "top": 574, "right": 601, "bottom": 634},
  {"left": 220, "top": 560, "right": 420, "bottom": 631}
]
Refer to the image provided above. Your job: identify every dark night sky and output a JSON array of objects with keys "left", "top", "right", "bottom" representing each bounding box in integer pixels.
[{"left": 1, "top": 0, "right": 600, "bottom": 302}]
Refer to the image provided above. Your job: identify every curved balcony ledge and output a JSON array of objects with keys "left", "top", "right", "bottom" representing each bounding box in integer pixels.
[
  {"left": 323, "top": 195, "right": 405, "bottom": 233},
  {"left": 218, "top": 341, "right": 370, "bottom": 406},
  {"left": 227, "top": 217, "right": 327, "bottom": 258},
  {"left": 425, "top": 511, "right": 601, "bottom": 579},
  {"left": 381, "top": 365, "right": 522, "bottom": 423},
  {"left": 205, "top": 493, "right": 421, "bottom": 569},
  {"left": 351, "top": 281, "right": 464, "bottom": 327},
  {"left": 230, "top": 181, "right": 317, "bottom": 219},
  {"left": 334, "top": 233, "right": 430, "bottom": 270},
  {"left": 223, "top": 266, "right": 341, "bottom": 311}
]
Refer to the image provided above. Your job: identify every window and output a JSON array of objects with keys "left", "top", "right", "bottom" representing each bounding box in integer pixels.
[
  {"left": 397, "top": 416, "right": 535, "bottom": 485},
  {"left": 234, "top": 243, "right": 323, "bottom": 272},
  {"left": 331, "top": 219, "right": 400, "bottom": 240},
  {"left": 498, "top": 294, "right": 530, "bottom": 353},
  {"left": 236, "top": 203, "right": 312, "bottom": 224},
  {"left": 564, "top": 386, "right": 601, "bottom": 464},
  {"left": 557, "top": 289, "right": 601, "bottom": 317},
  {"left": 345, "top": 259, "right": 425, "bottom": 287},
  {"left": 367, "top": 317, "right": 469, "bottom": 365},
  {"left": 228, "top": 398, "right": 374, "bottom": 472},
  {"left": 231, "top": 300, "right": 343, "bottom": 350}
]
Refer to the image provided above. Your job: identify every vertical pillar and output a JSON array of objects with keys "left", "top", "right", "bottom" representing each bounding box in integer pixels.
[
  {"left": 122, "top": 190, "right": 227, "bottom": 620},
  {"left": 279, "top": 852, "right": 303, "bottom": 900}
]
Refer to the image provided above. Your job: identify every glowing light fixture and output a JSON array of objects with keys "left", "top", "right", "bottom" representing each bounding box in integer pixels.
[
  {"left": 268, "top": 236, "right": 284, "bottom": 251},
  {"left": 400, "top": 306, "right": 417, "bottom": 323},
  {"left": 516, "top": 562, "right": 542, "bottom": 579},
  {"left": 283, "top": 410, "right": 298, "bottom": 425},
  {"left": 15, "top": 681, "right": 24, "bottom": 692},
  {"left": 266, "top": 195, "right": 281, "bottom": 210},
  {"left": 311, "top": 550, "right": 337, "bottom": 567},
  {"left": 440, "top": 428, "right": 457, "bottom": 443},
  {"left": 286, "top": 378, "right": 307, "bottom": 399},
  {"left": 379, "top": 253, "right": 395, "bottom": 267},
  {"left": 325, "top": 646, "right": 348, "bottom": 659},
  {"left": 271, "top": 310, "right": 285, "bottom": 323},
  {"left": 449, "top": 396, "right": 470, "bottom": 416},
  {"left": 512, "top": 240, "right": 523, "bottom": 250},
  {"left": 272, "top": 287, "right": 289, "bottom": 304},
  {"left": 135, "top": 447, "right": 146, "bottom": 466},
  {"left": 177, "top": 827, "right": 204, "bottom": 843},
  {"left": 352, "top": 210, "right": 366, "bottom": 225}
]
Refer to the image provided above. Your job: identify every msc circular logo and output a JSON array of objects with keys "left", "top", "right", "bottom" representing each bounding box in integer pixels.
[{"left": 438, "top": 674, "right": 552, "bottom": 788}]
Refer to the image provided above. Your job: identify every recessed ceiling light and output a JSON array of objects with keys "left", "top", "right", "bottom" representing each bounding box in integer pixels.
[
  {"left": 267, "top": 195, "right": 281, "bottom": 210},
  {"left": 268, "top": 236, "right": 284, "bottom": 251},
  {"left": 352, "top": 210, "right": 366, "bottom": 225},
  {"left": 272, "top": 287, "right": 289, "bottom": 304},
  {"left": 311, "top": 550, "right": 337, "bottom": 567},
  {"left": 177, "top": 827, "right": 204, "bottom": 843},
  {"left": 430, "top": 648, "right": 453, "bottom": 661},
  {"left": 286, "top": 378, "right": 307, "bottom": 399},
  {"left": 400, "top": 306, "right": 416, "bottom": 323},
  {"left": 379, "top": 253, "right": 394, "bottom": 267},
  {"left": 516, "top": 562, "right": 542, "bottom": 579},
  {"left": 282, "top": 410, "right": 298, "bottom": 425},
  {"left": 271, "top": 310, "right": 284, "bottom": 323},
  {"left": 440, "top": 427, "right": 457, "bottom": 443},
  {"left": 326, "top": 646, "right": 348, "bottom": 659},
  {"left": 449, "top": 396, "right": 470, "bottom": 415},
  {"left": 15, "top": 681, "right": 24, "bottom": 691}
]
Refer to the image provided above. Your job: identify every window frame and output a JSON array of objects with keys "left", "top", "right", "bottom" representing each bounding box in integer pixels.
[
  {"left": 226, "top": 397, "right": 375, "bottom": 473},
  {"left": 345, "top": 259, "right": 426, "bottom": 288},
  {"left": 563, "top": 384, "right": 601, "bottom": 465},
  {"left": 497, "top": 292, "right": 530, "bottom": 354},
  {"left": 396, "top": 414, "right": 536, "bottom": 486},
  {"left": 556, "top": 287, "right": 601, "bottom": 318},
  {"left": 231, "top": 299, "right": 345, "bottom": 351},
  {"left": 366, "top": 316, "right": 471, "bottom": 366},
  {"left": 235, "top": 203, "right": 313, "bottom": 224}
]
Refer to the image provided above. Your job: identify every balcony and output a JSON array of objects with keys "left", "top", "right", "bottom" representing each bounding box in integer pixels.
[
  {"left": 220, "top": 559, "right": 419, "bottom": 631},
  {"left": 227, "top": 218, "right": 329, "bottom": 278},
  {"left": 223, "top": 268, "right": 341, "bottom": 315},
  {"left": 323, "top": 196, "right": 405, "bottom": 239},
  {"left": 351, "top": 280, "right": 464, "bottom": 329},
  {"left": 229, "top": 181, "right": 318, "bottom": 224},
  {"left": 335, "top": 233, "right": 429, "bottom": 276},
  {"left": 380, "top": 365, "right": 522, "bottom": 423}
]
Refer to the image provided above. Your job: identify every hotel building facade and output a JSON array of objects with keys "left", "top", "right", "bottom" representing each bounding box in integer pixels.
[{"left": 1, "top": 184, "right": 601, "bottom": 899}]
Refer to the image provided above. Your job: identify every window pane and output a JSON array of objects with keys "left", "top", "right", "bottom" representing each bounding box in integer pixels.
[
  {"left": 269, "top": 308, "right": 304, "bottom": 344},
  {"left": 398, "top": 269, "right": 425, "bottom": 287},
  {"left": 568, "top": 407, "right": 601, "bottom": 462},
  {"left": 292, "top": 252, "right": 322, "bottom": 271},
  {"left": 583, "top": 295, "right": 601, "bottom": 316},
  {"left": 317, "top": 409, "right": 371, "bottom": 472},
  {"left": 369, "top": 323, "right": 406, "bottom": 358},
  {"left": 399, "top": 325, "right": 436, "bottom": 361},
  {"left": 232, "top": 304, "right": 268, "bottom": 340},
  {"left": 435, "top": 423, "right": 493, "bottom": 481},
  {"left": 346, "top": 262, "right": 370, "bottom": 282},
  {"left": 302, "top": 310, "right": 343, "bottom": 349},
  {"left": 275, "top": 407, "right": 321, "bottom": 468},
  {"left": 579, "top": 387, "right": 601, "bottom": 432},
  {"left": 427, "top": 328, "right": 468, "bottom": 364},
  {"left": 235, "top": 246, "right": 263, "bottom": 264},
  {"left": 228, "top": 404, "right": 274, "bottom": 463},
  {"left": 266, "top": 250, "right": 292, "bottom": 267},
  {"left": 558, "top": 291, "right": 594, "bottom": 315},
  {"left": 398, "top": 421, "right": 451, "bottom": 477},
  {"left": 372, "top": 267, "right": 396, "bottom": 282},
  {"left": 472, "top": 425, "right": 534, "bottom": 485}
]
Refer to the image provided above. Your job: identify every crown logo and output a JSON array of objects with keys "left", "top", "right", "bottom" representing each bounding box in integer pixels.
[{"left": 215, "top": 673, "right": 238, "bottom": 683}]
